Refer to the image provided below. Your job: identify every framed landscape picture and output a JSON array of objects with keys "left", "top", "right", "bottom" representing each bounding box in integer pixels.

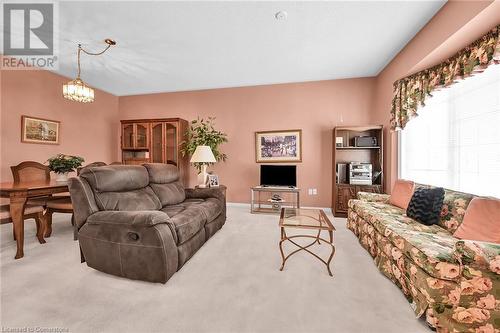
[
  {"left": 255, "top": 129, "right": 302, "bottom": 163},
  {"left": 21, "top": 115, "right": 60, "bottom": 145}
]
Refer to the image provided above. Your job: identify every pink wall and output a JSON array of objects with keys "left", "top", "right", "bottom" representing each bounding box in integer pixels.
[
  {"left": 2, "top": 1, "right": 497, "bottom": 208},
  {"left": 370, "top": 0, "right": 500, "bottom": 192},
  {"left": 119, "top": 78, "right": 376, "bottom": 207},
  {"left": 0, "top": 69, "right": 120, "bottom": 182}
]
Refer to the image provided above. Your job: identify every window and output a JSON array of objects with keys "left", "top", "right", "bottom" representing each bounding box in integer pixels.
[{"left": 399, "top": 64, "right": 500, "bottom": 197}]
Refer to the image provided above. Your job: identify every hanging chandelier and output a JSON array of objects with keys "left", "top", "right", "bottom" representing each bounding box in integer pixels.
[{"left": 63, "top": 38, "right": 116, "bottom": 103}]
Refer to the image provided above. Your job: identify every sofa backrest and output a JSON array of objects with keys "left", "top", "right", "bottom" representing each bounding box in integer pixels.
[
  {"left": 415, "top": 183, "right": 475, "bottom": 233},
  {"left": 79, "top": 165, "right": 161, "bottom": 211},
  {"left": 143, "top": 163, "right": 186, "bottom": 206}
]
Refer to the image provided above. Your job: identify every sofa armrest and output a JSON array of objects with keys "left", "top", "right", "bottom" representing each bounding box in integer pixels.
[
  {"left": 185, "top": 186, "right": 226, "bottom": 203},
  {"left": 357, "top": 192, "right": 390, "bottom": 203},
  {"left": 68, "top": 177, "right": 99, "bottom": 229},
  {"left": 454, "top": 239, "right": 500, "bottom": 275},
  {"left": 87, "top": 210, "right": 172, "bottom": 227}
]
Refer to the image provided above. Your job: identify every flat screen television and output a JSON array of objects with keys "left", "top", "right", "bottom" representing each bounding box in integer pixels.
[{"left": 260, "top": 165, "right": 296, "bottom": 187}]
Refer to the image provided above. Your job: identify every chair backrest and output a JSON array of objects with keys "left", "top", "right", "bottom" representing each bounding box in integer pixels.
[
  {"left": 79, "top": 165, "right": 161, "bottom": 211},
  {"left": 143, "top": 163, "right": 185, "bottom": 206},
  {"left": 11, "top": 161, "right": 50, "bottom": 183},
  {"left": 77, "top": 162, "right": 107, "bottom": 176},
  {"left": 110, "top": 161, "right": 122, "bottom": 165}
]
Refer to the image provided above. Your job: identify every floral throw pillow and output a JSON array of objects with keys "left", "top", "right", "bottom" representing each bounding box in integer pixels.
[{"left": 439, "top": 190, "right": 474, "bottom": 233}]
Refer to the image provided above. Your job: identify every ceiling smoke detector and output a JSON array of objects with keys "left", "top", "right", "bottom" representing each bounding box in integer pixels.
[{"left": 275, "top": 11, "right": 287, "bottom": 20}]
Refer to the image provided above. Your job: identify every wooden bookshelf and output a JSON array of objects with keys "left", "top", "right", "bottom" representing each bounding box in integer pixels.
[{"left": 332, "top": 125, "right": 384, "bottom": 217}]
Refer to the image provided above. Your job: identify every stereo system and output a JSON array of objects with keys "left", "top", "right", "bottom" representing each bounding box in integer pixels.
[
  {"left": 353, "top": 136, "right": 378, "bottom": 147},
  {"left": 349, "top": 163, "right": 373, "bottom": 185},
  {"left": 336, "top": 162, "right": 373, "bottom": 185}
]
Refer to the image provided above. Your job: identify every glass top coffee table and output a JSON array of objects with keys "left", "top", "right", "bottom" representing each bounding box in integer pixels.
[{"left": 279, "top": 208, "right": 336, "bottom": 276}]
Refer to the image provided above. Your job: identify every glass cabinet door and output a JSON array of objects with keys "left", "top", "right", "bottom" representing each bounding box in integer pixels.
[
  {"left": 151, "top": 123, "right": 164, "bottom": 163},
  {"left": 165, "top": 122, "right": 177, "bottom": 166},
  {"left": 135, "top": 123, "right": 149, "bottom": 148},
  {"left": 122, "top": 124, "right": 134, "bottom": 149}
]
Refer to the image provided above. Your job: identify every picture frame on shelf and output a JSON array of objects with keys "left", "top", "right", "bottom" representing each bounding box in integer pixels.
[
  {"left": 208, "top": 174, "right": 220, "bottom": 188},
  {"left": 255, "top": 129, "right": 302, "bottom": 163},
  {"left": 21, "top": 115, "right": 60, "bottom": 145}
]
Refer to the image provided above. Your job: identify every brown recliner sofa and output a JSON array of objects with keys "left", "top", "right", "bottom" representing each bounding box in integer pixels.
[{"left": 68, "top": 163, "right": 226, "bottom": 283}]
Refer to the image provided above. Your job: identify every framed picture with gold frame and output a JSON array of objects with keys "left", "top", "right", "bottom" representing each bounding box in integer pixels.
[
  {"left": 255, "top": 129, "right": 302, "bottom": 163},
  {"left": 21, "top": 115, "right": 60, "bottom": 145}
]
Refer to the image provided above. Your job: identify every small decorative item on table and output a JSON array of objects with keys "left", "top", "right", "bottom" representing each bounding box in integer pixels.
[
  {"left": 47, "top": 154, "right": 85, "bottom": 182},
  {"left": 207, "top": 174, "right": 219, "bottom": 188}
]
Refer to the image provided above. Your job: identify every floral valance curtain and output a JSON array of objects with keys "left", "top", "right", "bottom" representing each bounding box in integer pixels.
[{"left": 390, "top": 25, "right": 500, "bottom": 131}]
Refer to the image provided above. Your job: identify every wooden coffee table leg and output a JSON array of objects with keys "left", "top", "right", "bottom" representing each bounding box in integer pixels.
[{"left": 10, "top": 192, "right": 27, "bottom": 259}]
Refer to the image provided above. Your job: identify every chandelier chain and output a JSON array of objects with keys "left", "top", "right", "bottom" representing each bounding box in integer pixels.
[{"left": 76, "top": 43, "right": 113, "bottom": 79}]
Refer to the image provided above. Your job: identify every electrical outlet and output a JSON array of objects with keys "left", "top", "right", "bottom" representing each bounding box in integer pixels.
[
  {"left": 308, "top": 189, "right": 313, "bottom": 195},
  {"left": 313, "top": 188, "right": 318, "bottom": 195}
]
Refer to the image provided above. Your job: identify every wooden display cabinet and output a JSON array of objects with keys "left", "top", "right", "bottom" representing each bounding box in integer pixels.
[
  {"left": 121, "top": 122, "right": 150, "bottom": 149},
  {"left": 332, "top": 125, "right": 384, "bottom": 217},
  {"left": 120, "top": 118, "right": 189, "bottom": 184}
]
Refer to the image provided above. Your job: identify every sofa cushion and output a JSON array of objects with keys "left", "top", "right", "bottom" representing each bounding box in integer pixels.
[
  {"left": 162, "top": 198, "right": 223, "bottom": 223},
  {"left": 382, "top": 228, "right": 460, "bottom": 281},
  {"left": 80, "top": 165, "right": 161, "bottom": 211},
  {"left": 389, "top": 179, "right": 415, "bottom": 210},
  {"left": 165, "top": 207, "right": 206, "bottom": 245},
  {"left": 80, "top": 165, "right": 149, "bottom": 192},
  {"left": 87, "top": 210, "right": 171, "bottom": 227},
  {"left": 184, "top": 198, "right": 222, "bottom": 222},
  {"left": 144, "top": 163, "right": 186, "bottom": 206},
  {"left": 453, "top": 197, "right": 500, "bottom": 243},
  {"left": 94, "top": 187, "right": 161, "bottom": 211},
  {"left": 143, "top": 163, "right": 180, "bottom": 183},
  {"left": 407, "top": 187, "right": 445, "bottom": 226},
  {"left": 150, "top": 181, "right": 186, "bottom": 206},
  {"left": 438, "top": 189, "right": 475, "bottom": 234},
  {"left": 349, "top": 199, "right": 461, "bottom": 281},
  {"left": 415, "top": 184, "right": 475, "bottom": 234}
]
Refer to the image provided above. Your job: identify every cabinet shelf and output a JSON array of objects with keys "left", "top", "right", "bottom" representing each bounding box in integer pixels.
[{"left": 336, "top": 146, "right": 381, "bottom": 150}]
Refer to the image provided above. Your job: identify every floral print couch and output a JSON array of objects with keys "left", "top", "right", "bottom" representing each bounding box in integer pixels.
[{"left": 347, "top": 187, "right": 500, "bottom": 333}]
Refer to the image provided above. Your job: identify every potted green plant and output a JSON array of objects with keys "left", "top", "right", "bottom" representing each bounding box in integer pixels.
[
  {"left": 47, "top": 154, "right": 85, "bottom": 182},
  {"left": 181, "top": 117, "right": 228, "bottom": 173}
]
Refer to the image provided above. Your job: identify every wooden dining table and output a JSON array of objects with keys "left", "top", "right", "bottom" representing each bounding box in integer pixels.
[{"left": 0, "top": 180, "right": 69, "bottom": 259}]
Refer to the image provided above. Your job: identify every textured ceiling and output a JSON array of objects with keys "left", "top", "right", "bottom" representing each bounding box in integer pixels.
[{"left": 52, "top": 1, "right": 445, "bottom": 96}]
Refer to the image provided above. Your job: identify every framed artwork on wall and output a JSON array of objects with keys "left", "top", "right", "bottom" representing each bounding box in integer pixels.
[
  {"left": 21, "top": 115, "right": 60, "bottom": 145},
  {"left": 255, "top": 129, "right": 302, "bottom": 163}
]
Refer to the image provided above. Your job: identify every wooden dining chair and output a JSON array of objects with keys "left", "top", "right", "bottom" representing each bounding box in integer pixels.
[
  {"left": 1, "top": 204, "right": 46, "bottom": 244},
  {"left": 11, "top": 161, "right": 75, "bottom": 240}
]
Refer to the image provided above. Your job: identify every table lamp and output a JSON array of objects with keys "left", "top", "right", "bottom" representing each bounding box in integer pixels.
[{"left": 190, "top": 145, "right": 216, "bottom": 188}]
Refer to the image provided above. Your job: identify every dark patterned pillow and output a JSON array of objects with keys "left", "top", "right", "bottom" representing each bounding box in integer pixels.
[{"left": 407, "top": 187, "right": 445, "bottom": 225}]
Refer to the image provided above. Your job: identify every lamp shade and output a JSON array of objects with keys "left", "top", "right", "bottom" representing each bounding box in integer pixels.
[{"left": 190, "top": 145, "right": 216, "bottom": 163}]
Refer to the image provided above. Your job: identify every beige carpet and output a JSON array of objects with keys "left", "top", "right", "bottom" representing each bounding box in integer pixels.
[{"left": 1, "top": 205, "right": 429, "bottom": 333}]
